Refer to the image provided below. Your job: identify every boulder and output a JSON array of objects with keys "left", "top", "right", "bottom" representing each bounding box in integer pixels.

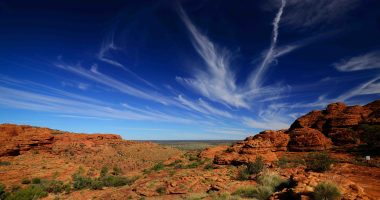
[{"left": 288, "top": 128, "right": 332, "bottom": 151}]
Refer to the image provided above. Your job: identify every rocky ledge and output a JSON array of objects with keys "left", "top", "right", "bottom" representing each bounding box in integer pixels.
[{"left": 208, "top": 99, "right": 380, "bottom": 165}]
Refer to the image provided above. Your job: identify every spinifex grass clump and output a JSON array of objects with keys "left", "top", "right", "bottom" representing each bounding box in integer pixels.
[
  {"left": 233, "top": 172, "right": 286, "bottom": 200},
  {"left": 72, "top": 165, "right": 137, "bottom": 190},
  {"left": 313, "top": 182, "right": 341, "bottom": 200}
]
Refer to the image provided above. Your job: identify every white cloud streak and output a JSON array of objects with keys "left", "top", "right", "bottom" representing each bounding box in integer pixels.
[
  {"left": 176, "top": 6, "right": 249, "bottom": 108},
  {"left": 97, "top": 34, "right": 157, "bottom": 89},
  {"left": 0, "top": 85, "right": 194, "bottom": 124},
  {"left": 333, "top": 51, "right": 380, "bottom": 72},
  {"left": 280, "top": 0, "right": 359, "bottom": 29},
  {"left": 248, "top": 0, "right": 286, "bottom": 89},
  {"left": 176, "top": 95, "right": 233, "bottom": 118},
  {"left": 56, "top": 63, "right": 183, "bottom": 107}
]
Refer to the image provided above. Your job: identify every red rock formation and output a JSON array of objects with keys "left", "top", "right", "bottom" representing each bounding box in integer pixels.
[
  {"left": 287, "top": 128, "right": 332, "bottom": 151},
  {"left": 288, "top": 100, "right": 377, "bottom": 146},
  {"left": 213, "top": 130, "right": 288, "bottom": 165},
  {"left": 0, "top": 123, "right": 123, "bottom": 157},
  {"left": 212, "top": 99, "right": 380, "bottom": 164}
]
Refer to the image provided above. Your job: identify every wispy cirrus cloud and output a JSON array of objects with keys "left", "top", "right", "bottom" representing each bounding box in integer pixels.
[
  {"left": 176, "top": 95, "right": 233, "bottom": 118},
  {"left": 176, "top": 1, "right": 288, "bottom": 109},
  {"left": 56, "top": 63, "right": 183, "bottom": 107},
  {"left": 248, "top": 0, "right": 286, "bottom": 90},
  {"left": 333, "top": 51, "right": 380, "bottom": 72},
  {"left": 176, "top": 6, "right": 249, "bottom": 108},
  {"left": 278, "top": 0, "right": 359, "bottom": 29},
  {"left": 0, "top": 84, "right": 195, "bottom": 124},
  {"left": 97, "top": 33, "right": 157, "bottom": 89}
]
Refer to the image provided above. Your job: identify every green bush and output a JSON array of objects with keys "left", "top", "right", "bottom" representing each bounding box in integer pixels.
[
  {"left": 185, "top": 162, "right": 200, "bottom": 169},
  {"left": 91, "top": 180, "right": 103, "bottom": 190},
  {"left": 0, "top": 161, "right": 11, "bottom": 166},
  {"left": 277, "top": 156, "right": 288, "bottom": 168},
  {"left": 151, "top": 163, "right": 165, "bottom": 171},
  {"left": 100, "top": 175, "right": 135, "bottom": 187},
  {"left": 237, "top": 169, "right": 250, "bottom": 180},
  {"left": 232, "top": 186, "right": 256, "bottom": 197},
  {"left": 21, "top": 179, "right": 31, "bottom": 185},
  {"left": 112, "top": 166, "right": 122, "bottom": 176},
  {"left": 234, "top": 172, "right": 284, "bottom": 200},
  {"left": 238, "top": 156, "right": 265, "bottom": 180},
  {"left": 0, "top": 183, "right": 7, "bottom": 199},
  {"left": 204, "top": 163, "right": 213, "bottom": 170},
  {"left": 313, "top": 182, "right": 341, "bottom": 200},
  {"left": 31, "top": 178, "right": 41, "bottom": 184},
  {"left": 246, "top": 156, "right": 265, "bottom": 175},
  {"left": 251, "top": 185, "right": 274, "bottom": 200},
  {"left": 156, "top": 186, "right": 166, "bottom": 195},
  {"left": 306, "top": 152, "right": 333, "bottom": 172},
  {"left": 5, "top": 185, "right": 48, "bottom": 200},
  {"left": 100, "top": 166, "right": 109, "bottom": 177},
  {"left": 360, "top": 124, "right": 380, "bottom": 148},
  {"left": 44, "top": 180, "right": 65, "bottom": 194},
  {"left": 257, "top": 173, "right": 283, "bottom": 189},
  {"left": 72, "top": 174, "right": 93, "bottom": 190}
]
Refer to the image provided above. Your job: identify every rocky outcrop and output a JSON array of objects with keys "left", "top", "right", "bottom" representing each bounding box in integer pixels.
[
  {"left": 211, "top": 99, "right": 380, "bottom": 164},
  {"left": 287, "top": 128, "right": 332, "bottom": 151},
  {"left": 0, "top": 123, "right": 123, "bottom": 157},
  {"left": 288, "top": 100, "right": 378, "bottom": 146},
  {"left": 213, "top": 130, "right": 288, "bottom": 165}
]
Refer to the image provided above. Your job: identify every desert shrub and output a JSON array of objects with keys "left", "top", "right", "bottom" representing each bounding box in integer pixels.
[
  {"left": 232, "top": 186, "right": 256, "bottom": 197},
  {"left": 44, "top": 180, "right": 65, "bottom": 194},
  {"left": 251, "top": 185, "right": 275, "bottom": 200},
  {"left": 10, "top": 185, "right": 21, "bottom": 192},
  {"left": 237, "top": 169, "right": 250, "bottom": 180},
  {"left": 313, "top": 182, "right": 341, "bottom": 200},
  {"left": 100, "top": 175, "right": 135, "bottom": 187},
  {"left": 277, "top": 156, "right": 307, "bottom": 168},
  {"left": 234, "top": 172, "right": 285, "bottom": 200},
  {"left": 156, "top": 186, "right": 166, "bottom": 195},
  {"left": 185, "top": 162, "right": 200, "bottom": 169},
  {"left": 31, "top": 178, "right": 41, "bottom": 184},
  {"left": 0, "top": 161, "right": 11, "bottom": 166},
  {"left": 246, "top": 156, "right": 265, "bottom": 175},
  {"left": 21, "top": 179, "right": 31, "bottom": 185},
  {"left": 204, "top": 163, "right": 214, "bottom": 170},
  {"left": 257, "top": 173, "right": 284, "bottom": 189},
  {"left": 360, "top": 124, "right": 380, "bottom": 148},
  {"left": 238, "top": 156, "right": 265, "bottom": 180},
  {"left": 62, "top": 183, "right": 71, "bottom": 194},
  {"left": 72, "top": 174, "right": 93, "bottom": 190},
  {"left": 90, "top": 180, "right": 103, "bottom": 190},
  {"left": 112, "top": 166, "right": 122, "bottom": 175},
  {"left": 306, "top": 152, "right": 333, "bottom": 172},
  {"left": 151, "top": 162, "right": 165, "bottom": 171},
  {"left": 277, "top": 156, "right": 288, "bottom": 168},
  {"left": 0, "top": 183, "right": 7, "bottom": 199},
  {"left": 225, "top": 147, "right": 234, "bottom": 153},
  {"left": 6, "top": 185, "right": 48, "bottom": 200},
  {"left": 100, "top": 166, "right": 109, "bottom": 177}
]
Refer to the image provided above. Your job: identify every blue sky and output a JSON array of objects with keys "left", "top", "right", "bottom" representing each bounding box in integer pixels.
[{"left": 0, "top": 0, "right": 379, "bottom": 140}]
